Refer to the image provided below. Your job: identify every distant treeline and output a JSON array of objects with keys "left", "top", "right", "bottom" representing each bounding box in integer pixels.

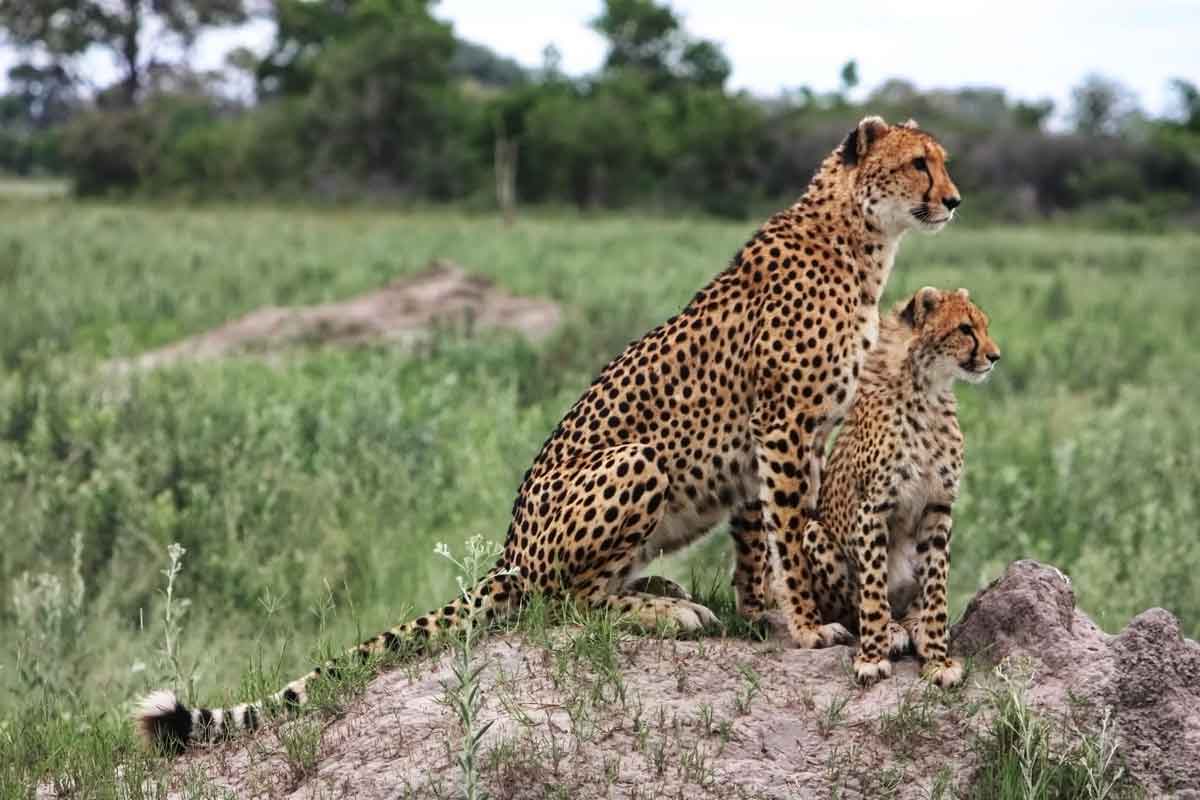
[{"left": 2, "top": 0, "right": 1198, "bottom": 225}]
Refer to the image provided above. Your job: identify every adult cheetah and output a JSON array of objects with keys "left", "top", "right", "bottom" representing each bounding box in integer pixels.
[
  {"left": 777, "top": 287, "right": 1000, "bottom": 688},
  {"left": 136, "top": 116, "right": 961, "bottom": 752}
]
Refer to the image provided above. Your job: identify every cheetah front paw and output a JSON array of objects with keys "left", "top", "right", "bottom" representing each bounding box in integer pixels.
[
  {"left": 921, "top": 657, "right": 964, "bottom": 688},
  {"left": 853, "top": 653, "right": 893, "bottom": 685},
  {"left": 789, "top": 622, "right": 853, "bottom": 649}
]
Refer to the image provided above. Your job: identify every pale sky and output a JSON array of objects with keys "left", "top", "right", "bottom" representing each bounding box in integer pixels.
[
  {"left": 435, "top": 0, "right": 1198, "bottom": 117},
  {"left": 2, "top": 0, "right": 1197, "bottom": 119}
]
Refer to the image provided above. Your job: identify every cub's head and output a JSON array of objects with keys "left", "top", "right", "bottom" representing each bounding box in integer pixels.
[
  {"left": 898, "top": 287, "right": 1000, "bottom": 385},
  {"left": 840, "top": 116, "right": 961, "bottom": 235}
]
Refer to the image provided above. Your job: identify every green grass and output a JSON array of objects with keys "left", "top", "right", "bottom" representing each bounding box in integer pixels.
[
  {"left": 967, "top": 660, "right": 1142, "bottom": 800},
  {"left": 0, "top": 200, "right": 1196, "bottom": 794}
]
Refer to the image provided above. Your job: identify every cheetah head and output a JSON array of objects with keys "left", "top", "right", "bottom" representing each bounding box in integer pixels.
[
  {"left": 899, "top": 287, "right": 1000, "bottom": 385},
  {"left": 841, "top": 116, "right": 961, "bottom": 236}
]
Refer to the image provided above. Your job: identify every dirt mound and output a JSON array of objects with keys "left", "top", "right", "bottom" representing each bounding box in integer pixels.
[
  {"left": 953, "top": 559, "right": 1200, "bottom": 796},
  {"left": 112, "top": 261, "right": 562, "bottom": 371},
  {"left": 159, "top": 561, "right": 1198, "bottom": 798}
]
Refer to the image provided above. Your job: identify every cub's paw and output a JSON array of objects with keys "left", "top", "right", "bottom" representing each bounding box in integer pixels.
[
  {"left": 626, "top": 575, "right": 693, "bottom": 601},
  {"left": 922, "top": 657, "right": 965, "bottom": 689},
  {"left": 853, "top": 653, "right": 893, "bottom": 685},
  {"left": 887, "top": 622, "right": 913, "bottom": 657},
  {"left": 790, "top": 622, "right": 853, "bottom": 649}
]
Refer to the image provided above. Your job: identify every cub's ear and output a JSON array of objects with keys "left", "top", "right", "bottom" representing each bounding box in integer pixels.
[
  {"left": 955, "top": 287, "right": 970, "bottom": 299},
  {"left": 841, "top": 115, "right": 889, "bottom": 167},
  {"left": 900, "top": 286, "right": 942, "bottom": 327},
  {"left": 918, "top": 286, "right": 942, "bottom": 315},
  {"left": 900, "top": 118, "right": 920, "bottom": 130}
]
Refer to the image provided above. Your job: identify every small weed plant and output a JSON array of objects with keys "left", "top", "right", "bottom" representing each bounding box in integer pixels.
[{"left": 436, "top": 535, "right": 515, "bottom": 800}]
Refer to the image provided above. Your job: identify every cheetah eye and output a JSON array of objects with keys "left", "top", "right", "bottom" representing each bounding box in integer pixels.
[
  {"left": 958, "top": 323, "right": 973, "bottom": 334},
  {"left": 913, "top": 157, "right": 929, "bottom": 173}
]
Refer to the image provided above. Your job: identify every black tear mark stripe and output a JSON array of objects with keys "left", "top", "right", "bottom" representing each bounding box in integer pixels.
[
  {"left": 940, "top": 326, "right": 979, "bottom": 368},
  {"left": 962, "top": 327, "right": 979, "bottom": 367},
  {"left": 904, "top": 157, "right": 934, "bottom": 202}
]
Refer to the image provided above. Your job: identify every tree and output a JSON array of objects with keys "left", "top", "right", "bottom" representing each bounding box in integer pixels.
[
  {"left": 592, "top": 0, "right": 681, "bottom": 80},
  {"left": 3, "top": 62, "right": 78, "bottom": 127},
  {"left": 302, "top": 0, "right": 468, "bottom": 192},
  {"left": 256, "top": 0, "right": 359, "bottom": 98},
  {"left": 839, "top": 60, "right": 858, "bottom": 94},
  {"left": 452, "top": 39, "right": 527, "bottom": 89},
  {"left": 1069, "top": 74, "right": 1137, "bottom": 136},
  {"left": 1168, "top": 78, "right": 1200, "bottom": 133},
  {"left": 1014, "top": 98, "right": 1055, "bottom": 130},
  {"left": 0, "top": 0, "right": 248, "bottom": 107},
  {"left": 678, "top": 40, "right": 730, "bottom": 90},
  {"left": 591, "top": 0, "right": 728, "bottom": 90}
]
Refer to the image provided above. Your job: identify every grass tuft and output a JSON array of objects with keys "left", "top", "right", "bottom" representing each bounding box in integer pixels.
[{"left": 968, "top": 659, "right": 1143, "bottom": 800}]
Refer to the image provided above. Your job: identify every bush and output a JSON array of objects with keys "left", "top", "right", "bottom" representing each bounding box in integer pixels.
[{"left": 61, "top": 94, "right": 221, "bottom": 197}]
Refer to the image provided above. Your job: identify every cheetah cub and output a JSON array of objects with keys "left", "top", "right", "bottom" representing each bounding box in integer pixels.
[{"left": 798, "top": 286, "right": 999, "bottom": 687}]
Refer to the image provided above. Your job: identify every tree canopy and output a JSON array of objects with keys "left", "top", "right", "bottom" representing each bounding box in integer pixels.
[
  {"left": 0, "top": 0, "right": 1195, "bottom": 227},
  {"left": 0, "top": 0, "right": 247, "bottom": 105}
]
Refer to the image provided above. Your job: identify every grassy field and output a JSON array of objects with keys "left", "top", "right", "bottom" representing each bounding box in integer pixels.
[{"left": 0, "top": 199, "right": 1196, "bottom": 794}]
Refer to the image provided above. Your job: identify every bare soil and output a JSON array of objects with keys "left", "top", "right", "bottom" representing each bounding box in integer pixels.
[
  {"left": 158, "top": 561, "right": 1200, "bottom": 799},
  {"left": 110, "top": 262, "right": 562, "bottom": 372}
]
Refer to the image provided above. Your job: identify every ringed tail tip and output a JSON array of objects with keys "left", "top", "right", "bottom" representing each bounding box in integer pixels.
[{"left": 134, "top": 689, "right": 192, "bottom": 755}]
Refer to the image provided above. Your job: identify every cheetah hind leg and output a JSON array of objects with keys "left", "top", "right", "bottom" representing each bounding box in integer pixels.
[
  {"left": 603, "top": 592, "right": 719, "bottom": 634},
  {"left": 540, "top": 444, "right": 718, "bottom": 635},
  {"left": 625, "top": 575, "right": 693, "bottom": 601}
]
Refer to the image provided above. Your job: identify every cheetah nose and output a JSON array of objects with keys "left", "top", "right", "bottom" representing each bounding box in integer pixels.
[
  {"left": 987, "top": 352, "right": 1001, "bottom": 363},
  {"left": 943, "top": 195, "right": 962, "bottom": 211}
]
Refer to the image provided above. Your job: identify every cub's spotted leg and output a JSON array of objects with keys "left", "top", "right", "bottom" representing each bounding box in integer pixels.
[
  {"left": 851, "top": 500, "right": 896, "bottom": 684},
  {"left": 887, "top": 621, "right": 914, "bottom": 657},
  {"left": 913, "top": 503, "right": 963, "bottom": 688},
  {"left": 753, "top": 418, "right": 850, "bottom": 649},
  {"left": 728, "top": 500, "right": 772, "bottom": 621},
  {"left": 891, "top": 561, "right": 927, "bottom": 657},
  {"left": 526, "top": 444, "right": 719, "bottom": 633}
]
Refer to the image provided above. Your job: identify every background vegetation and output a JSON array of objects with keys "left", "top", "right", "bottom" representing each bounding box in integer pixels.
[
  {"left": 1, "top": 0, "right": 1198, "bottom": 224},
  {"left": 2, "top": 201, "right": 1197, "bottom": 723},
  {"left": 1, "top": 0, "right": 1197, "bottom": 794}
]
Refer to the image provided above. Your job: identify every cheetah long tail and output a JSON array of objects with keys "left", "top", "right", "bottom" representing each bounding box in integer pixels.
[{"left": 134, "top": 565, "right": 520, "bottom": 754}]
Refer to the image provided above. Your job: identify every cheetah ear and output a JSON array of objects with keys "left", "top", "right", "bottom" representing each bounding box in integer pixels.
[
  {"left": 955, "top": 288, "right": 970, "bottom": 300},
  {"left": 902, "top": 286, "right": 942, "bottom": 327},
  {"left": 901, "top": 118, "right": 920, "bottom": 130},
  {"left": 841, "top": 115, "right": 889, "bottom": 168}
]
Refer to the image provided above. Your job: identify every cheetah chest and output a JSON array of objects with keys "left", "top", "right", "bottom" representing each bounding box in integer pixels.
[
  {"left": 879, "top": 460, "right": 929, "bottom": 618},
  {"left": 885, "top": 447, "right": 958, "bottom": 617}
]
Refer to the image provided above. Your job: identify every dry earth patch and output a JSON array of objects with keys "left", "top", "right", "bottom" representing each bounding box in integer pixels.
[
  {"left": 130, "top": 561, "right": 1200, "bottom": 799},
  {"left": 108, "top": 261, "right": 562, "bottom": 372}
]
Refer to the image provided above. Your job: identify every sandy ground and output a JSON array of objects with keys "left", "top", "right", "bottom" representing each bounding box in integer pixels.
[
  {"left": 108, "top": 261, "right": 561, "bottom": 372},
  {"left": 151, "top": 561, "right": 1200, "bottom": 799}
]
